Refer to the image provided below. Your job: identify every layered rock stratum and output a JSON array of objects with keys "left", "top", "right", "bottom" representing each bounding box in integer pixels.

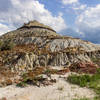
[{"left": 0, "top": 20, "right": 100, "bottom": 73}]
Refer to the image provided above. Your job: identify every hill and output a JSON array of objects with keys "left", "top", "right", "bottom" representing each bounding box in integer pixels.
[
  {"left": 0, "top": 20, "right": 100, "bottom": 100},
  {"left": 0, "top": 20, "right": 100, "bottom": 87},
  {"left": 0, "top": 20, "right": 100, "bottom": 72}
]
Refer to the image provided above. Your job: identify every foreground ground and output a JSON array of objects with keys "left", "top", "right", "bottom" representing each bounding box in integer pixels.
[{"left": 0, "top": 73, "right": 95, "bottom": 100}]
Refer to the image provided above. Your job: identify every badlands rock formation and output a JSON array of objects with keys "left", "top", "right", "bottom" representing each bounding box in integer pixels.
[{"left": 0, "top": 20, "right": 100, "bottom": 73}]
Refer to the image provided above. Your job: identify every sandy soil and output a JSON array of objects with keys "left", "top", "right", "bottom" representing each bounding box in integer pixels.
[{"left": 0, "top": 73, "right": 95, "bottom": 100}]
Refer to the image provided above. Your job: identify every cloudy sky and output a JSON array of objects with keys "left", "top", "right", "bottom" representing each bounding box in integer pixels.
[{"left": 0, "top": 0, "right": 100, "bottom": 43}]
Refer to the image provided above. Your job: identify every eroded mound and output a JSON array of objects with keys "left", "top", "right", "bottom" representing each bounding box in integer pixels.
[{"left": 0, "top": 21, "right": 100, "bottom": 87}]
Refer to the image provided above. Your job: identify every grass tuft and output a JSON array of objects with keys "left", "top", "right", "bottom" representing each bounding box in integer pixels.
[{"left": 68, "top": 68, "right": 100, "bottom": 100}]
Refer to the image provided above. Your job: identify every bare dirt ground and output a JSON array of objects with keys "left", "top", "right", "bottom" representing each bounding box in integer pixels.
[{"left": 0, "top": 73, "right": 95, "bottom": 100}]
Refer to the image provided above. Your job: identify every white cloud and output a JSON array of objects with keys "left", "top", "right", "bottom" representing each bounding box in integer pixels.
[
  {"left": 61, "top": 0, "right": 87, "bottom": 15},
  {"left": 76, "top": 4, "right": 100, "bottom": 29},
  {"left": 62, "top": 0, "right": 78, "bottom": 5},
  {"left": 76, "top": 4, "right": 100, "bottom": 43},
  {"left": 0, "top": 24, "right": 15, "bottom": 35},
  {"left": 72, "top": 4, "right": 87, "bottom": 10},
  {"left": 0, "top": 0, "right": 67, "bottom": 34}
]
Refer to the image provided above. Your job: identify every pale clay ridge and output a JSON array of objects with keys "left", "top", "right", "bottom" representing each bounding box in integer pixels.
[{"left": 0, "top": 73, "right": 95, "bottom": 100}]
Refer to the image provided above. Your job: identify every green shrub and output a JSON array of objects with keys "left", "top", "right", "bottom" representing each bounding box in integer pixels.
[
  {"left": 73, "top": 97, "right": 100, "bottom": 100},
  {"left": 44, "top": 69, "right": 51, "bottom": 74},
  {"left": 16, "top": 72, "right": 44, "bottom": 87},
  {"left": 0, "top": 40, "right": 3, "bottom": 46},
  {"left": 44, "top": 68, "right": 58, "bottom": 75},
  {"left": 0, "top": 40, "right": 15, "bottom": 51},
  {"left": 0, "top": 40, "right": 3, "bottom": 50},
  {"left": 73, "top": 98, "right": 89, "bottom": 100},
  {"left": 91, "top": 57, "right": 100, "bottom": 66},
  {"left": 67, "top": 68, "right": 100, "bottom": 98},
  {"left": 67, "top": 74, "right": 91, "bottom": 87},
  {"left": 16, "top": 81, "right": 27, "bottom": 87}
]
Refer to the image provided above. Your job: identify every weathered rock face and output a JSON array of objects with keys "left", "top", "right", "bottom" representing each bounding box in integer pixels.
[
  {"left": 14, "top": 36, "right": 100, "bottom": 52},
  {"left": 0, "top": 20, "right": 100, "bottom": 73},
  {"left": 2, "top": 51, "right": 91, "bottom": 74},
  {"left": 69, "top": 62, "right": 99, "bottom": 74}
]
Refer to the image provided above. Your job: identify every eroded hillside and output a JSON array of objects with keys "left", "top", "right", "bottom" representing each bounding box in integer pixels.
[{"left": 0, "top": 20, "right": 100, "bottom": 87}]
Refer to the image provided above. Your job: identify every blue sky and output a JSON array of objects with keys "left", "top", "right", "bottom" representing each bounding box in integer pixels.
[{"left": 0, "top": 0, "right": 100, "bottom": 43}]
